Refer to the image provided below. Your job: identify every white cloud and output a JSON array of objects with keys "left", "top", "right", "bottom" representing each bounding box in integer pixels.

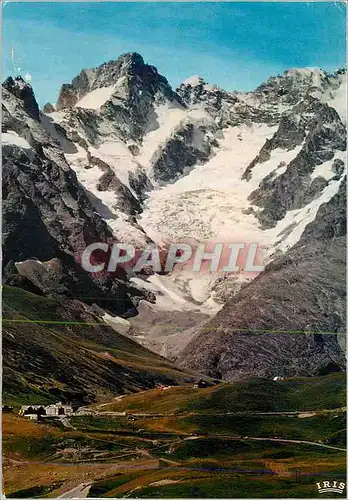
[{"left": 24, "top": 72, "right": 32, "bottom": 82}]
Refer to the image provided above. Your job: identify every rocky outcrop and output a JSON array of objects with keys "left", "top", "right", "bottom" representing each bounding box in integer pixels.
[
  {"left": 301, "top": 176, "right": 346, "bottom": 241},
  {"left": 3, "top": 76, "right": 40, "bottom": 121},
  {"left": 56, "top": 70, "right": 90, "bottom": 109},
  {"left": 242, "top": 113, "right": 307, "bottom": 182},
  {"left": 129, "top": 166, "right": 153, "bottom": 203},
  {"left": 152, "top": 122, "right": 216, "bottom": 183},
  {"left": 245, "top": 98, "right": 346, "bottom": 228},
  {"left": 87, "top": 153, "right": 142, "bottom": 215},
  {"left": 57, "top": 53, "right": 180, "bottom": 110},
  {"left": 177, "top": 76, "right": 237, "bottom": 111},
  {"left": 42, "top": 102, "right": 55, "bottom": 113},
  {"left": 177, "top": 77, "right": 276, "bottom": 127},
  {"left": 253, "top": 68, "right": 328, "bottom": 107}
]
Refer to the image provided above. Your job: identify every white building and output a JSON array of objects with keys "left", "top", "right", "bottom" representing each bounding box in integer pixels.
[{"left": 45, "top": 402, "right": 73, "bottom": 416}]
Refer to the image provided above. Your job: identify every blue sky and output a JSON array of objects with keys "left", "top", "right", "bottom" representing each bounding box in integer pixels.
[{"left": 2, "top": 2, "right": 346, "bottom": 107}]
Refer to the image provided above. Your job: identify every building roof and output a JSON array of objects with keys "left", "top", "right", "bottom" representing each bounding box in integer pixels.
[
  {"left": 20, "top": 402, "right": 73, "bottom": 411},
  {"left": 20, "top": 405, "right": 45, "bottom": 410}
]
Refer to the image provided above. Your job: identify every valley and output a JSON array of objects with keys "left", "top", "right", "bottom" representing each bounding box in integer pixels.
[{"left": 3, "top": 374, "right": 346, "bottom": 498}]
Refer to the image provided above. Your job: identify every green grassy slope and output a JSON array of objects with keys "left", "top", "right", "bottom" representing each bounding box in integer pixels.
[
  {"left": 98, "top": 374, "right": 346, "bottom": 414},
  {"left": 2, "top": 285, "right": 204, "bottom": 406}
]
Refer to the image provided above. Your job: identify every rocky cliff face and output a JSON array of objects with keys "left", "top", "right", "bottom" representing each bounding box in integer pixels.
[
  {"left": 177, "top": 75, "right": 276, "bottom": 127},
  {"left": 2, "top": 76, "right": 147, "bottom": 315},
  {"left": 3, "top": 76, "right": 40, "bottom": 120},
  {"left": 245, "top": 96, "right": 346, "bottom": 228},
  {"left": 56, "top": 53, "right": 181, "bottom": 111},
  {"left": 2, "top": 54, "right": 346, "bottom": 381},
  {"left": 55, "top": 52, "right": 185, "bottom": 147}
]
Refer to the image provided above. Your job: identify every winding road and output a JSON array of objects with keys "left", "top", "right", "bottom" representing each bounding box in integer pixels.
[{"left": 58, "top": 482, "right": 91, "bottom": 498}]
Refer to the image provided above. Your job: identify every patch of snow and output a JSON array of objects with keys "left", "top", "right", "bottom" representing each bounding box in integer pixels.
[
  {"left": 107, "top": 214, "right": 148, "bottom": 247},
  {"left": 103, "top": 312, "right": 131, "bottom": 335},
  {"left": 130, "top": 274, "right": 215, "bottom": 314},
  {"left": 2, "top": 130, "right": 31, "bottom": 149},
  {"left": 89, "top": 141, "right": 139, "bottom": 191},
  {"left": 325, "top": 73, "right": 347, "bottom": 124},
  {"left": 130, "top": 276, "right": 187, "bottom": 312},
  {"left": 140, "top": 123, "right": 278, "bottom": 245},
  {"left": 76, "top": 86, "right": 116, "bottom": 109},
  {"left": 168, "top": 270, "right": 221, "bottom": 310},
  {"left": 267, "top": 174, "right": 346, "bottom": 254},
  {"left": 137, "top": 103, "right": 187, "bottom": 168},
  {"left": 148, "top": 274, "right": 188, "bottom": 306},
  {"left": 251, "top": 146, "right": 303, "bottom": 183},
  {"left": 182, "top": 75, "right": 204, "bottom": 87},
  {"left": 310, "top": 152, "right": 346, "bottom": 181}
]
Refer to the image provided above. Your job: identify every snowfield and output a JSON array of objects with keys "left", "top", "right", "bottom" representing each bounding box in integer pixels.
[
  {"left": 140, "top": 123, "right": 285, "bottom": 245},
  {"left": 2, "top": 130, "right": 32, "bottom": 149},
  {"left": 76, "top": 85, "right": 116, "bottom": 109}
]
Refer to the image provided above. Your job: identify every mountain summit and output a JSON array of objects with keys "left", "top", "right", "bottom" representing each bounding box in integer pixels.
[{"left": 56, "top": 52, "right": 181, "bottom": 111}]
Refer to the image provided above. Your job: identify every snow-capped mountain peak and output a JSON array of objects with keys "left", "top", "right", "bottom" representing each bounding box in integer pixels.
[
  {"left": 55, "top": 52, "right": 182, "bottom": 112},
  {"left": 181, "top": 75, "right": 206, "bottom": 87},
  {"left": 6, "top": 53, "right": 346, "bottom": 318}
]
